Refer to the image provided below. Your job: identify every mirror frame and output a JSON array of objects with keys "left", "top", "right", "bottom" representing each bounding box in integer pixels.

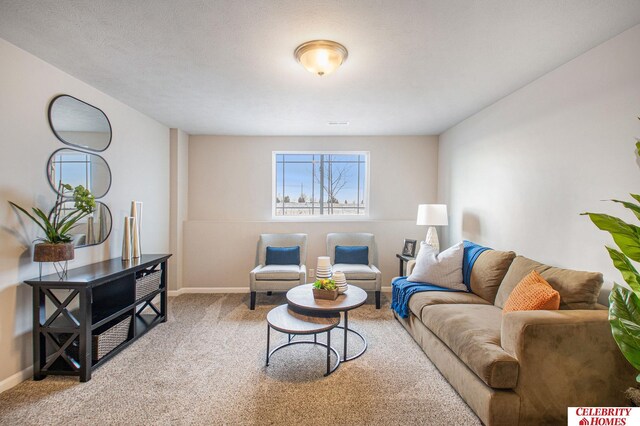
[
  {"left": 46, "top": 148, "right": 112, "bottom": 199},
  {"left": 48, "top": 94, "right": 112, "bottom": 152},
  {"left": 49, "top": 201, "right": 113, "bottom": 248}
]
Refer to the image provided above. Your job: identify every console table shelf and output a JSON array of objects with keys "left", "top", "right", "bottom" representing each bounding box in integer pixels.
[{"left": 25, "top": 254, "right": 171, "bottom": 382}]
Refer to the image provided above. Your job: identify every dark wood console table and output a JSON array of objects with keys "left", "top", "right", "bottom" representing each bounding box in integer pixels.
[{"left": 25, "top": 254, "right": 171, "bottom": 382}]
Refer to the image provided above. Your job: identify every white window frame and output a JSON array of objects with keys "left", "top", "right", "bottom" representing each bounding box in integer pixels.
[{"left": 271, "top": 151, "right": 370, "bottom": 221}]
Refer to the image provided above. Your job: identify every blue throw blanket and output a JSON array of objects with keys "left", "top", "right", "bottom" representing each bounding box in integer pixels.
[
  {"left": 462, "top": 240, "right": 491, "bottom": 289},
  {"left": 391, "top": 241, "right": 491, "bottom": 318}
]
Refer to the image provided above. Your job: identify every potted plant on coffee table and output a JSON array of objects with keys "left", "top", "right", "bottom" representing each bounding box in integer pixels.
[
  {"left": 9, "top": 182, "right": 96, "bottom": 278},
  {"left": 313, "top": 278, "right": 338, "bottom": 300}
]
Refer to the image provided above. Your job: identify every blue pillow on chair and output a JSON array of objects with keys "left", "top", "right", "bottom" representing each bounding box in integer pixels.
[
  {"left": 335, "top": 246, "right": 369, "bottom": 265},
  {"left": 265, "top": 246, "right": 300, "bottom": 265}
]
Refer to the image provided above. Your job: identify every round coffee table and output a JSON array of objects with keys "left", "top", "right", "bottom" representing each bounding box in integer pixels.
[
  {"left": 286, "top": 284, "right": 368, "bottom": 362},
  {"left": 266, "top": 304, "right": 341, "bottom": 376}
]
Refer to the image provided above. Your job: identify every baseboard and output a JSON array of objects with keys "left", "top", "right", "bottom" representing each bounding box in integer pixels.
[
  {"left": 170, "top": 286, "right": 391, "bottom": 296},
  {"left": 168, "top": 287, "right": 250, "bottom": 296},
  {"left": 0, "top": 365, "right": 32, "bottom": 394}
]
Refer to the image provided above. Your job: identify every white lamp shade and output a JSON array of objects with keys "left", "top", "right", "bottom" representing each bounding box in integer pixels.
[{"left": 416, "top": 204, "right": 448, "bottom": 226}]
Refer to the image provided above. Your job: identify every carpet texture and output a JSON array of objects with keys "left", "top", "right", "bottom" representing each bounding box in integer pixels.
[{"left": 0, "top": 293, "right": 481, "bottom": 425}]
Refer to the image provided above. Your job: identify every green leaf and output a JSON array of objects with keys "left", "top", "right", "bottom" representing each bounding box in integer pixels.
[
  {"left": 583, "top": 213, "right": 640, "bottom": 262},
  {"left": 606, "top": 246, "right": 640, "bottom": 295},
  {"left": 31, "top": 208, "right": 56, "bottom": 241},
  {"left": 611, "top": 199, "right": 640, "bottom": 221},
  {"left": 610, "top": 284, "right": 640, "bottom": 380},
  {"left": 8, "top": 202, "right": 48, "bottom": 235},
  {"left": 58, "top": 212, "right": 87, "bottom": 236},
  {"left": 630, "top": 194, "right": 640, "bottom": 205}
]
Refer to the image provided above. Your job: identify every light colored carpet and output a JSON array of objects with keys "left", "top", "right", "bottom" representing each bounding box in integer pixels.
[{"left": 0, "top": 293, "right": 481, "bottom": 425}]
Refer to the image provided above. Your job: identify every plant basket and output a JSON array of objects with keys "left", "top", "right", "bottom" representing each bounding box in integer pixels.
[
  {"left": 136, "top": 270, "right": 162, "bottom": 301},
  {"left": 93, "top": 316, "right": 131, "bottom": 360},
  {"left": 33, "top": 242, "right": 74, "bottom": 262},
  {"left": 313, "top": 288, "right": 339, "bottom": 300}
]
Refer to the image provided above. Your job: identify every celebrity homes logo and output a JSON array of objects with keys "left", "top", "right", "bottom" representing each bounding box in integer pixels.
[{"left": 568, "top": 407, "right": 639, "bottom": 425}]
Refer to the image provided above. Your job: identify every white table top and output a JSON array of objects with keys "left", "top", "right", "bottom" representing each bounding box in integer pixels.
[{"left": 286, "top": 284, "right": 367, "bottom": 312}]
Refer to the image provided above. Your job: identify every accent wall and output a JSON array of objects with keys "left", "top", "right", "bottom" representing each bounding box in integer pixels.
[
  {"left": 183, "top": 136, "right": 439, "bottom": 293},
  {"left": 438, "top": 24, "right": 640, "bottom": 303}
]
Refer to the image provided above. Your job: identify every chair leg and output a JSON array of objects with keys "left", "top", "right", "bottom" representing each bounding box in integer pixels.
[
  {"left": 250, "top": 291, "right": 256, "bottom": 310},
  {"left": 375, "top": 291, "right": 381, "bottom": 309}
]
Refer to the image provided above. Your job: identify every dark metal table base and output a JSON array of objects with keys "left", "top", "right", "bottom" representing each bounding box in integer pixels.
[
  {"left": 266, "top": 325, "right": 340, "bottom": 376},
  {"left": 338, "top": 310, "right": 367, "bottom": 362}
]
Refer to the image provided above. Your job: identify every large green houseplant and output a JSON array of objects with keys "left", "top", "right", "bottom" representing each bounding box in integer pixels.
[
  {"left": 9, "top": 182, "right": 96, "bottom": 262},
  {"left": 583, "top": 127, "right": 640, "bottom": 402}
]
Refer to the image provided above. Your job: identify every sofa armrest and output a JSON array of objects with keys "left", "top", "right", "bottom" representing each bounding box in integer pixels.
[
  {"left": 501, "top": 309, "right": 635, "bottom": 419},
  {"left": 299, "top": 264, "right": 307, "bottom": 284},
  {"left": 249, "top": 265, "right": 263, "bottom": 291},
  {"left": 370, "top": 264, "right": 381, "bottom": 275},
  {"left": 406, "top": 259, "right": 416, "bottom": 276}
]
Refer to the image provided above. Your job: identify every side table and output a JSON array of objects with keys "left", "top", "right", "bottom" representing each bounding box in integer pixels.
[
  {"left": 266, "top": 304, "right": 341, "bottom": 376},
  {"left": 396, "top": 253, "right": 415, "bottom": 276}
]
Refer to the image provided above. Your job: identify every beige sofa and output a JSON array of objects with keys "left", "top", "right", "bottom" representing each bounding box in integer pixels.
[{"left": 396, "top": 250, "right": 635, "bottom": 425}]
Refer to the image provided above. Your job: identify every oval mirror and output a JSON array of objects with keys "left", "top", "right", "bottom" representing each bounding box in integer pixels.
[
  {"left": 47, "top": 148, "right": 112, "bottom": 199},
  {"left": 50, "top": 201, "right": 112, "bottom": 248},
  {"left": 48, "top": 95, "right": 112, "bottom": 152}
]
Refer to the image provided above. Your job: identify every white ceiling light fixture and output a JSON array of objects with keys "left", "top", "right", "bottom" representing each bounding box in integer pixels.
[{"left": 294, "top": 40, "right": 348, "bottom": 76}]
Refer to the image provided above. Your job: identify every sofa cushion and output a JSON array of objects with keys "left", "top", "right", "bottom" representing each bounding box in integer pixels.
[
  {"left": 503, "top": 270, "right": 560, "bottom": 313},
  {"left": 408, "top": 241, "right": 467, "bottom": 291},
  {"left": 334, "top": 245, "right": 369, "bottom": 265},
  {"left": 421, "top": 304, "right": 519, "bottom": 389},
  {"left": 470, "top": 249, "right": 516, "bottom": 304},
  {"left": 495, "top": 256, "right": 603, "bottom": 310},
  {"left": 408, "top": 291, "right": 490, "bottom": 319},
  {"left": 254, "top": 264, "right": 300, "bottom": 281},
  {"left": 332, "top": 264, "right": 377, "bottom": 280},
  {"left": 265, "top": 246, "right": 300, "bottom": 265}
]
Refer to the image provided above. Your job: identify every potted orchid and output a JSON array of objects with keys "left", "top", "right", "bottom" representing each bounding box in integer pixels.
[{"left": 9, "top": 182, "right": 96, "bottom": 263}]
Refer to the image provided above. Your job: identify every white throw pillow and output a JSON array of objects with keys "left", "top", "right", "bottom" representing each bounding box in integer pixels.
[{"left": 407, "top": 241, "right": 466, "bottom": 291}]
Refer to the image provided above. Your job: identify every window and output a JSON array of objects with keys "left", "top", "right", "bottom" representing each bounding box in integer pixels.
[
  {"left": 273, "top": 152, "right": 369, "bottom": 217},
  {"left": 49, "top": 151, "right": 93, "bottom": 188}
]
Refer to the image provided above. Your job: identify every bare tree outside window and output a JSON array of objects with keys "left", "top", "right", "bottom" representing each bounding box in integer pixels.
[{"left": 274, "top": 152, "right": 368, "bottom": 216}]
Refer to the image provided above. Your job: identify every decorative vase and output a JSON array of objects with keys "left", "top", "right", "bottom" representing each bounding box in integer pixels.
[
  {"left": 312, "top": 288, "right": 339, "bottom": 300},
  {"left": 131, "top": 216, "right": 140, "bottom": 259},
  {"left": 122, "top": 216, "right": 132, "bottom": 260},
  {"left": 130, "top": 201, "right": 142, "bottom": 258},
  {"left": 33, "top": 242, "right": 74, "bottom": 262},
  {"left": 86, "top": 216, "right": 95, "bottom": 245}
]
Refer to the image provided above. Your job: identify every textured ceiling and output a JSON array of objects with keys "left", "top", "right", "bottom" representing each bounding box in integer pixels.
[{"left": 1, "top": 1, "right": 639, "bottom": 135}]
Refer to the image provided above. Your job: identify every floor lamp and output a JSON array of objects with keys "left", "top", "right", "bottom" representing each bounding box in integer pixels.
[{"left": 416, "top": 204, "right": 448, "bottom": 252}]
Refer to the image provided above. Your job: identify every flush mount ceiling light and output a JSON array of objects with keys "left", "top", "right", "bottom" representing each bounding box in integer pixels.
[{"left": 294, "top": 40, "right": 348, "bottom": 76}]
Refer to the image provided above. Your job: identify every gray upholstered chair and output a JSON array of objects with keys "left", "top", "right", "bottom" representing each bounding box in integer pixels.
[
  {"left": 249, "top": 233, "right": 307, "bottom": 310},
  {"left": 326, "top": 232, "right": 382, "bottom": 308}
]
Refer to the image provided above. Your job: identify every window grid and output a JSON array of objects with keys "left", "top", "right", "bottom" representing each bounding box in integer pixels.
[{"left": 274, "top": 152, "right": 368, "bottom": 217}]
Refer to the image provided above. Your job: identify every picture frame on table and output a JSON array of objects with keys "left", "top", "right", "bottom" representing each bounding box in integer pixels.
[{"left": 402, "top": 239, "right": 417, "bottom": 257}]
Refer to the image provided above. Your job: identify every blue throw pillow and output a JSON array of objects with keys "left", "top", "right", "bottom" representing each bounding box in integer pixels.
[
  {"left": 265, "top": 246, "right": 300, "bottom": 265},
  {"left": 335, "top": 245, "right": 369, "bottom": 265}
]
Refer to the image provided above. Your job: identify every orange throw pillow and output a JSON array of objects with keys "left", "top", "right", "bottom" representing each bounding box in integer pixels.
[{"left": 503, "top": 270, "right": 560, "bottom": 313}]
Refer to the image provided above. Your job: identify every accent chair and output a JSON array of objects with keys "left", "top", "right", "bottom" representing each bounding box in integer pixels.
[
  {"left": 249, "top": 233, "right": 307, "bottom": 310},
  {"left": 326, "top": 232, "right": 382, "bottom": 308}
]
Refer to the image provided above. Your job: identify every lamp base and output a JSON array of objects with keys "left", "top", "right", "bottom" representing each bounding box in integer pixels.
[{"left": 425, "top": 226, "right": 440, "bottom": 252}]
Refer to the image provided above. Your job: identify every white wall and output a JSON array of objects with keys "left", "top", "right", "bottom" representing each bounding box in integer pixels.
[
  {"left": 438, "top": 24, "right": 640, "bottom": 304},
  {"left": 184, "top": 136, "right": 438, "bottom": 290},
  {"left": 0, "top": 39, "right": 170, "bottom": 391}
]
